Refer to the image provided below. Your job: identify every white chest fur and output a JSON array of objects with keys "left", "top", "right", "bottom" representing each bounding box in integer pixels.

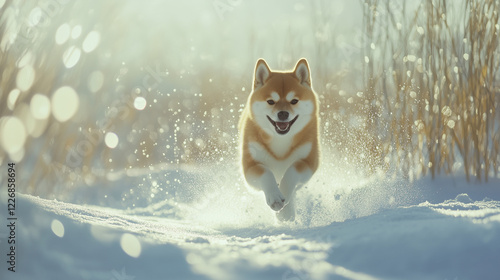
[
  {"left": 248, "top": 141, "right": 312, "bottom": 181},
  {"left": 269, "top": 133, "right": 294, "bottom": 158}
]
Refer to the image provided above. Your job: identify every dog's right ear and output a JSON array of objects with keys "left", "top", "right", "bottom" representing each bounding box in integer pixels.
[{"left": 253, "top": 59, "right": 271, "bottom": 90}]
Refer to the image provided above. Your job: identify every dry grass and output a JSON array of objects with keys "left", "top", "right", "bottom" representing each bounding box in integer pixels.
[
  {"left": 359, "top": 0, "right": 500, "bottom": 181},
  {"left": 0, "top": 0, "right": 498, "bottom": 197}
]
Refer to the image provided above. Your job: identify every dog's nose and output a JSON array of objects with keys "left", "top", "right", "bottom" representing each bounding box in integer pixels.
[{"left": 277, "top": 111, "right": 289, "bottom": 121}]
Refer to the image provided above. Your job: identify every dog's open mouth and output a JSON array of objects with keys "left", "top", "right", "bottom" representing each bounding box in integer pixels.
[{"left": 267, "top": 115, "right": 299, "bottom": 135}]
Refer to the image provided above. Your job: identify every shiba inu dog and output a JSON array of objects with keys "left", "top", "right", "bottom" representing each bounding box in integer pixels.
[{"left": 239, "top": 58, "right": 319, "bottom": 221}]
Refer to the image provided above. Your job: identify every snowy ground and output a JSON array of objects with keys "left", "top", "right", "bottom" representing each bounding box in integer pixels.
[{"left": 1, "top": 165, "right": 500, "bottom": 280}]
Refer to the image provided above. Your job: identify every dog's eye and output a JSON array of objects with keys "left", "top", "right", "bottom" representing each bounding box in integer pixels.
[
  {"left": 291, "top": 99, "right": 299, "bottom": 105},
  {"left": 267, "top": 100, "right": 275, "bottom": 105}
]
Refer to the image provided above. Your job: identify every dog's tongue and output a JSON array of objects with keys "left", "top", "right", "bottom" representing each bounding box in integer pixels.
[{"left": 276, "top": 122, "right": 289, "bottom": 131}]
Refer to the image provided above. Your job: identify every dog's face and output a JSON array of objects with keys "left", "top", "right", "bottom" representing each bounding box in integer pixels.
[{"left": 249, "top": 59, "right": 317, "bottom": 137}]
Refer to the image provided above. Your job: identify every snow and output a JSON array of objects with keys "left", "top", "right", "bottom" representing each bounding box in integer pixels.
[
  {"left": 1, "top": 169, "right": 500, "bottom": 280},
  {"left": 0, "top": 2, "right": 499, "bottom": 278}
]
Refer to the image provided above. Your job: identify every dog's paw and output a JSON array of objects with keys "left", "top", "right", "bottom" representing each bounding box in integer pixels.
[
  {"left": 265, "top": 189, "right": 285, "bottom": 211},
  {"left": 276, "top": 201, "right": 295, "bottom": 222}
]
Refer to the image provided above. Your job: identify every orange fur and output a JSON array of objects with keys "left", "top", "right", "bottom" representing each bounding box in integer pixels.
[{"left": 239, "top": 59, "right": 319, "bottom": 180}]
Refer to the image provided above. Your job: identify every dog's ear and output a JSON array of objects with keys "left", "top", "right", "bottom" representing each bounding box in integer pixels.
[
  {"left": 254, "top": 59, "right": 271, "bottom": 90},
  {"left": 293, "top": 58, "right": 311, "bottom": 88}
]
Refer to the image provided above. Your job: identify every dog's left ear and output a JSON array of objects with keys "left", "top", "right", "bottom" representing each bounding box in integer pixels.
[{"left": 293, "top": 58, "right": 311, "bottom": 88}]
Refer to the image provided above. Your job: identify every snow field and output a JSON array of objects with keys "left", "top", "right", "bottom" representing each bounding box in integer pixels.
[{"left": 1, "top": 164, "right": 499, "bottom": 280}]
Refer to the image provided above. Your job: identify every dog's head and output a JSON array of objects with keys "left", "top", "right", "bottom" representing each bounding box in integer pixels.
[{"left": 249, "top": 58, "right": 317, "bottom": 136}]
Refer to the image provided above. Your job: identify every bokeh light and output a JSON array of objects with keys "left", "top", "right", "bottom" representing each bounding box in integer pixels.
[
  {"left": 55, "top": 23, "right": 71, "bottom": 45},
  {"left": 87, "top": 71, "right": 104, "bottom": 93},
  {"left": 120, "top": 233, "right": 141, "bottom": 258},
  {"left": 82, "top": 31, "right": 100, "bottom": 53},
  {"left": 0, "top": 116, "right": 27, "bottom": 155},
  {"left": 62, "top": 45, "right": 81, "bottom": 68},
  {"left": 51, "top": 219, "right": 65, "bottom": 238},
  {"left": 51, "top": 86, "right": 79, "bottom": 122},
  {"left": 133, "top": 97, "right": 147, "bottom": 110},
  {"left": 16, "top": 65, "right": 35, "bottom": 91},
  {"left": 105, "top": 132, "right": 119, "bottom": 149},
  {"left": 30, "top": 94, "right": 51, "bottom": 120}
]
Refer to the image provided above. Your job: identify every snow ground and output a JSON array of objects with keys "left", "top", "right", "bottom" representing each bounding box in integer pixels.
[{"left": 1, "top": 168, "right": 500, "bottom": 280}]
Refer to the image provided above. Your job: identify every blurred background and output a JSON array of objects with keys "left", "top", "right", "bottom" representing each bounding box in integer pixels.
[{"left": 0, "top": 0, "right": 499, "bottom": 210}]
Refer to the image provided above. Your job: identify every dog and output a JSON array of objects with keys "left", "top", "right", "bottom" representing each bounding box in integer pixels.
[{"left": 239, "top": 58, "right": 319, "bottom": 221}]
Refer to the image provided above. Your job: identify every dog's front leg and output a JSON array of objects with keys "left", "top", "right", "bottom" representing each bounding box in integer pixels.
[
  {"left": 277, "top": 160, "right": 313, "bottom": 221},
  {"left": 245, "top": 164, "right": 285, "bottom": 211}
]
